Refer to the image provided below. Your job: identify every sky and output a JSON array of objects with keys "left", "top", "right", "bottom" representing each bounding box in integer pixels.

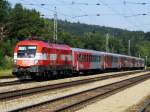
[{"left": 7, "top": 0, "right": 150, "bottom": 32}]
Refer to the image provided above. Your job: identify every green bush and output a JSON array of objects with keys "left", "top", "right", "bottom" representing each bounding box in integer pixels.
[{"left": 0, "top": 56, "right": 12, "bottom": 70}]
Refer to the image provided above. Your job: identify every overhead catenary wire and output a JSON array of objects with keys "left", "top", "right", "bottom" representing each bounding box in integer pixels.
[
  {"left": 25, "top": 2, "right": 150, "bottom": 18},
  {"left": 98, "top": 0, "right": 144, "bottom": 30},
  {"left": 21, "top": 2, "right": 101, "bottom": 6},
  {"left": 123, "top": 0, "right": 148, "bottom": 18},
  {"left": 123, "top": 1, "right": 150, "bottom": 5},
  {"left": 18, "top": 0, "right": 150, "bottom": 31},
  {"left": 19, "top": 0, "right": 150, "bottom": 18},
  {"left": 124, "top": 13, "right": 148, "bottom": 18},
  {"left": 123, "top": 1, "right": 147, "bottom": 32},
  {"left": 20, "top": 2, "right": 75, "bottom": 20},
  {"left": 21, "top": 2, "right": 133, "bottom": 18}
]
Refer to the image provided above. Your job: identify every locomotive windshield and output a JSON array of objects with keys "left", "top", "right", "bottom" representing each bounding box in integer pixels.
[{"left": 17, "top": 46, "right": 36, "bottom": 58}]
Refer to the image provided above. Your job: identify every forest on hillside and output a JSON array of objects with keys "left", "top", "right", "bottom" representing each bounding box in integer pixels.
[{"left": 0, "top": 0, "right": 150, "bottom": 69}]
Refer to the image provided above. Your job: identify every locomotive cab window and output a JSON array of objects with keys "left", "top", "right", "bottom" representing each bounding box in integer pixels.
[{"left": 17, "top": 46, "right": 36, "bottom": 58}]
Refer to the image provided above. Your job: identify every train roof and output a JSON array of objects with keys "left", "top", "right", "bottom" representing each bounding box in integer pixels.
[
  {"left": 16, "top": 40, "right": 144, "bottom": 61},
  {"left": 49, "top": 44, "right": 71, "bottom": 50},
  {"left": 71, "top": 48, "right": 144, "bottom": 61},
  {"left": 16, "top": 40, "right": 71, "bottom": 50},
  {"left": 16, "top": 40, "right": 49, "bottom": 47}
]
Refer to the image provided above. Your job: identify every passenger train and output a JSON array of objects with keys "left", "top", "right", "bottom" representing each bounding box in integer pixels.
[{"left": 12, "top": 39, "right": 145, "bottom": 79}]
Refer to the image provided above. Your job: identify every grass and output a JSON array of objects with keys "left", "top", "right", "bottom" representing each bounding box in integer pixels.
[
  {"left": 145, "top": 105, "right": 150, "bottom": 112},
  {"left": 0, "top": 69, "right": 13, "bottom": 78},
  {"left": 146, "top": 67, "right": 150, "bottom": 69}
]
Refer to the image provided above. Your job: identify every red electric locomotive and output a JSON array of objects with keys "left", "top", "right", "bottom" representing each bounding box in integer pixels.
[{"left": 12, "top": 39, "right": 145, "bottom": 79}]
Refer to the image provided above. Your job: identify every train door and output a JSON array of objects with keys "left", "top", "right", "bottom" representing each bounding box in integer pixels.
[
  {"left": 42, "top": 47, "right": 48, "bottom": 65},
  {"left": 71, "top": 49, "right": 79, "bottom": 71},
  {"left": 112, "top": 55, "right": 118, "bottom": 69},
  {"left": 118, "top": 56, "right": 122, "bottom": 69},
  {"left": 103, "top": 54, "right": 106, "bottom": 69}
]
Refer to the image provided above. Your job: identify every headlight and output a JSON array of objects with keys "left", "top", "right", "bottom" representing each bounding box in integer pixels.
[
  {"left": 14, "top": 59, "right": 17, "bottom": 64},
  {"left": 34, "top": 60, "right": 38, "bottom": 64}
]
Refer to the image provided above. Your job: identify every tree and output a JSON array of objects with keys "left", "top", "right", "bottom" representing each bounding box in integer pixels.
[
  {"left": 10, "top": 4, "right": 46, "bottom": 40},
  {"left": 0, "top": 0, "right": 11, "bottom": 42}
]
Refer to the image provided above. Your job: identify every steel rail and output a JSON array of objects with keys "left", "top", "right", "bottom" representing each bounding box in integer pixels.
[{"left": 0, "top": 80, "right": 35, "bottom": 87}]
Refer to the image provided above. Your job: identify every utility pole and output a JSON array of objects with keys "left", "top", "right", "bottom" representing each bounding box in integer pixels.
[
  {"left": 145, "top": 56, "right": 148, "bottom": 69},
  {"left": 128, "top": 40, "right": 131, "bottom": 56},
  {"left": 53, "top": 7, "right": 58, "bottom": 43},
  {"left": 139, "top": 54, "right": 141, "bottom": 58},
  {"left": 105, "top": 33, "right": 109, "bottom": 52}
]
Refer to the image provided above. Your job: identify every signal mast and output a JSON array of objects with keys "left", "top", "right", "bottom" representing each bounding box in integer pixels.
[{"left": 53, "top": 7, "right": 58, "bottom": 43}]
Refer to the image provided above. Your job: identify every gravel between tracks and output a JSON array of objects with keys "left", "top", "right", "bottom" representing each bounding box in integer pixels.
[
  {"left": 0, "top": 70, "right": 143, "bottom": 93},
  {"left": 77, "top": 77, "right": 150, "bottom": 112},
  {"left": 0, "top": 71, "right": 149, "bottom": 112}
]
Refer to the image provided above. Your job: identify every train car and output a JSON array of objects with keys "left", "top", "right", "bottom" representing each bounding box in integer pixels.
[
  {"left": 71, "top": 48, "right": 105, "bottom": 73},
  {"left": 12, "top": 39, "right": 145, "bottom": 79},
  {"left": 13, "top": 40, "right": 72, "bottom": 79}
]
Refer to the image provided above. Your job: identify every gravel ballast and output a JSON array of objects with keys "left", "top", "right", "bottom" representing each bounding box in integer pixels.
[
  {"left": 0, "top": 71, "right": 149, "bottom": 112},
  {"left": 77, "top": 77, "right": 150, "bottom": 112},
  {"left": 0, "top": 70, "right": 141, "bottom": 93}
]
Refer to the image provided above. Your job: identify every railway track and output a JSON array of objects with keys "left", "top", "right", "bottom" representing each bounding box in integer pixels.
[
  {"left": 0, "top": 70, "right": 143, "bottom": 87},
  {"left": 0, "top": 80, "right": 34, "bottom": 87},
  {"left": 13, "top": 72, "right": 150, "bottom": 112},
  {"left": 0, "top": 70, "right": 145, "bottom": 100}
]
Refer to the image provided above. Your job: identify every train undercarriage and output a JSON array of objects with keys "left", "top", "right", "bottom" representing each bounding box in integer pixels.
[{"left": 12, "top": 65, "right": 144, "bottom": 80}]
